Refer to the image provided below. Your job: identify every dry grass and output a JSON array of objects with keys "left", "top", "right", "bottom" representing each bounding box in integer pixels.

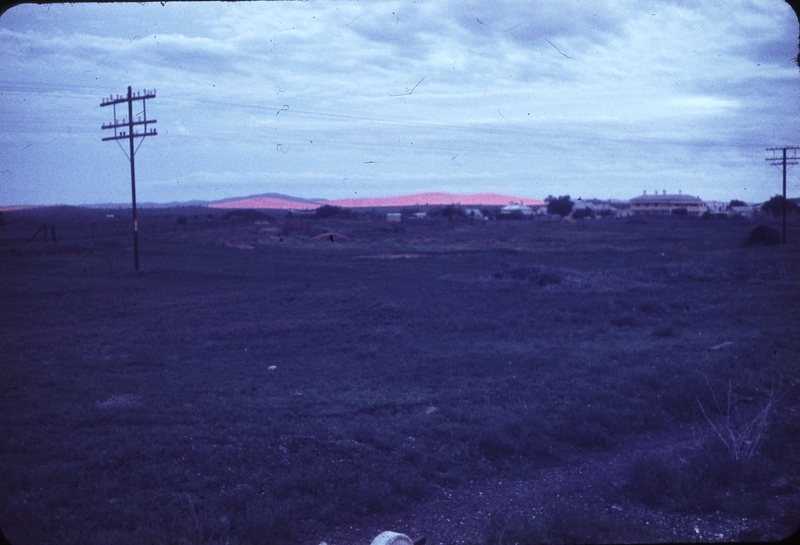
[{"left": 696, "top": 377, "right": 786, "bottom": 462}]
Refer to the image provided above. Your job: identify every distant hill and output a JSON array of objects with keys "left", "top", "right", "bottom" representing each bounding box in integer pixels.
[
  {"left": 209, "top": 192, "right": 545, "bottom": 210},
  {"left": 208, "top": 195, "right": 322, "bottom": 210}
]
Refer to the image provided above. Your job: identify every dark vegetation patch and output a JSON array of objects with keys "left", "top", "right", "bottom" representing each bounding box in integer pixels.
[
  {"left": 0, "top": 210, "right": 797, "bottom": 544},
  {"left": 219, "top": 209, "right": 274, "bottom": 222},
  {"left": 313, "top": 204, "right": 350, "bottom": 219},
  {"left": 492, "top": 266, "right": 562, "bottom": 286}
]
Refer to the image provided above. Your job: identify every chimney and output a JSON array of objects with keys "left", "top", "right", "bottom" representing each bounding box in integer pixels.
[
  {"left": 678, "top": 189, "right": 682, "bottom": 195},
  {"left": 663, "top": 190, "right": 666, "bottom": 195},
  {"left": 643, "top": 190, "right": 647, "bottom": 195}
]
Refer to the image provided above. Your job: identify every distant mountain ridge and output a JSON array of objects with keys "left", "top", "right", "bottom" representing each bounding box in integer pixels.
[{"left": 211, "top": 192, "right": 325, "bottom": 205}]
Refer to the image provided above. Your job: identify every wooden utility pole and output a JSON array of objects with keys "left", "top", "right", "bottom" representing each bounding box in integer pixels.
[
  {"left": 100, "top": 86, "right": 157, "bottom": 270},
  {"left": 766, "top": 147, "right": 798, "bottom": 244}
]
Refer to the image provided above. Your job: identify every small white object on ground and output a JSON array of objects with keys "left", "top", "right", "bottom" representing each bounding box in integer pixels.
[{"left": 370, "top": 531, "right": 414, "bottom": 545}]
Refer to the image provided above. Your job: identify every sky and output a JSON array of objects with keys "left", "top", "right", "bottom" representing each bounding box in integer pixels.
[{"left": 0, "top": 0, "right": 798, "bottom": 206}]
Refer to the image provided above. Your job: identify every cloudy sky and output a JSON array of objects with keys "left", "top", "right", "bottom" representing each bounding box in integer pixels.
[{"left": 0, "top": 1, "right": 797, "bottom": 206}]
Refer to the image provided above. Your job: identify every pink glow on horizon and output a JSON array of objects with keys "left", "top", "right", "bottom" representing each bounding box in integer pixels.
[
  {"left": 207, "top": 192, "right": 546, "bottom": 210},
  {"left": 328, "top": 192, "right": 545, "bottom": 207}
]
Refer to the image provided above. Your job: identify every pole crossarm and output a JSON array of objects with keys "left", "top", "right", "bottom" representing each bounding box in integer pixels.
[
  {"left": 101, "top": 127, "right": 158, "bottom": 142},
  {"left": 766, "top": 146, "right": 799, "bottom": 165},
  {"left": 100, "top": 89, "right": 156, "bottom": 106},
  {"left": 101, "top": 120, "right": 158, "bottom": 131}
]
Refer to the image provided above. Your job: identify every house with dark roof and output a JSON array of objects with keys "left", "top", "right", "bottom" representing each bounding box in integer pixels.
[{"left": 629, "top": 190, "right": 706, "bottom": 216}]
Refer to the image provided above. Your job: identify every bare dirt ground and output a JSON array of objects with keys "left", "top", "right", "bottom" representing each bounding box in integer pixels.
[{"left": 314, "top": 421, "right": 800, "bottom": 545}]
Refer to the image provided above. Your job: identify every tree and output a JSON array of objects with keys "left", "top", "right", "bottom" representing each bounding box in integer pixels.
[
  {"left": 728, "top": 199, "right": 746, "bottom": 208},
  {"left": 441, "top": 205, "right": 465, "bottom": 218},
  {"left": 545, "top": 195, "right": 574, "bottom": 217},
  {"left": 761, "top": 195, "right": 800, "bottom": 217}
]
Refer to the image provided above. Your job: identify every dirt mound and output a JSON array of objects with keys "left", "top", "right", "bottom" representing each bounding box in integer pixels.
[
  {"left": 747, "top": 225, "right": 780, "bottom": 246},
  {"left": 312, "top": 232, "right": 348, "bottom": 242}
]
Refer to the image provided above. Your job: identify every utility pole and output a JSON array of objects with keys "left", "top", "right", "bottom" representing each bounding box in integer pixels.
[
  {"left": 766, "top": 146, "right": 798, "bottom": 244},
  {"left": 100, "top": 86, "right": 157, "bottom": 270}
]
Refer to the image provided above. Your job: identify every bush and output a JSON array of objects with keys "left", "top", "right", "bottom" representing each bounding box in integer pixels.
[
  {"left": 572, "top": 207, "right": 594, "bottom": 219},
  {"left": 442, "top": 205, "right": 465, "bottom": 218},
  {"left": 671, "top": 207, "right": 688, "bottom": 216},
  {"left": 747, "top": 225, "right": 781, "bottom": 246},
  {"left": 545, "top": 195, "right": 574, "bottom": 217},
  {"left": 626, "top": 446, "right": 775, "bottom": 516},
  {"left": 313, "top": 204, "right": 347, "bottom": 219},
  {"left": 176, "top": 216, "right": 188, "bottom": 225}
]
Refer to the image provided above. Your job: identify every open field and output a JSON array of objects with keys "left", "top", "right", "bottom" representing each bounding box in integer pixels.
[{"left": 1, "top": 207, "right": 799, "bottom": 544}]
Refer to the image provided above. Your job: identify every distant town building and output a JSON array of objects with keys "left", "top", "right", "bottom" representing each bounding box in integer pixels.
[
  {"left": 572, "top": 201, "right": 617, "bottom": 216},
  {"left": 629, "top": 190, "right": 706, "bottom": 216},
  {"left": 464, "top": 208, "right": 487, "bottom": 220},
  {"left": 500, "top": 204, "right": 535, "bottom": 216},
  {"left": 728, "top": 205, "right": 758, "bottom": 218},
  {"left": 704, "top": 201, "right": 727, "bottom": 214},
  {"left": 386, "top": 213, "right": 402, "bottom": 222}
]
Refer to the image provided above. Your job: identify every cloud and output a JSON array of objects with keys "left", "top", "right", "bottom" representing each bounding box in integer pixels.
[{"left": 0, "top": 1, "right": 797, "bottom": 205}]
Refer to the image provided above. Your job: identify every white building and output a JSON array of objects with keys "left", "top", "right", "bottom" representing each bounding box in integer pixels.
[
  {"left": 500, "top": 204, "right": 535, "bottom": 216},
  {"left": 629, "top": 190, "right": 706, "bottom": 216}
]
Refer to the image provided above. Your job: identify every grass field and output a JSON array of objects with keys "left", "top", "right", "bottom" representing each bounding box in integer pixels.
[{"left": 1, "top": 207, "right": 799, "bottom": 544}]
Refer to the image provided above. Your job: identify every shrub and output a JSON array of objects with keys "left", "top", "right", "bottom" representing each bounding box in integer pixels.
[
  {"left": 545, "top": 195, "right": 574, "bottom": 217},
  {"left": 313, "top": 204, "right": 348, "bottom": 218},
  {"left": 176, "top": 216, "right": 188, "bottom": 225},
  {"left": 747, "top": 225, "right": 781, "bottom": 246},
  {"left": 626, "top": 444, "right": 776, "bottom": 516},
  {"left": 442, "top": 205, "right": 465, "bottom": 218},
  {"left": 671, "top": 207, "right": 688, "bottom": 216},
  {"left": 695, "top": 378, "right": 780, "bottom": 462}
]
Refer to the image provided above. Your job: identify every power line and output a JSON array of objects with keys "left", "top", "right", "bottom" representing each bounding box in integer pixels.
[
  {"left": 101, "top": 86, "right": 157, "bottom": 270},
  {"left": 765, "top": 146, "right": 798, "bottom": 245}
]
